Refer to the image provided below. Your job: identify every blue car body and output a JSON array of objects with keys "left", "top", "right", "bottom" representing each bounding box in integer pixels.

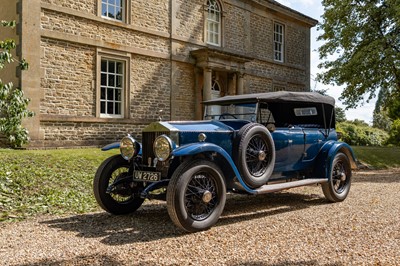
[{"left": 95, "top": 91, "right": 357, "bottom": 232}]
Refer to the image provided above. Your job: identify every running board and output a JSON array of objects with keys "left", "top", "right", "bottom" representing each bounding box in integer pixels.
[{"left": 254, "top": 178, "right": 328, "bottom": 194}]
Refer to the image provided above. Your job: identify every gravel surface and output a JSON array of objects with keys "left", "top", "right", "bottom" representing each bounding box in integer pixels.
[{"left": 1, "top": 169, "right": 399, "bottom": 266}]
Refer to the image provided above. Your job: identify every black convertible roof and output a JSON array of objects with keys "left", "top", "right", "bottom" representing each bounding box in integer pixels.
[{"left": 203, "top": 91, "right": 335, "bottom": 107}]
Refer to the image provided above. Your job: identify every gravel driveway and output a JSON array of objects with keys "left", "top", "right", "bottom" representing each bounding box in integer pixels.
[{"left": 1, "top": 169, "right": 399, "bottom": 266}]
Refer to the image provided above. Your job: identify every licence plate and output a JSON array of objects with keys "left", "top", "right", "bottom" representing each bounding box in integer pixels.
[{"left": 133, "top": 170, "right": 161, "bottom": 182}]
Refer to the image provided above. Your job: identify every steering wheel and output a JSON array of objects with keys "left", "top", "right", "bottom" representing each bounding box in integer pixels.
[{"left": 219, "top": 113, "right": 237, "bottom": 120}]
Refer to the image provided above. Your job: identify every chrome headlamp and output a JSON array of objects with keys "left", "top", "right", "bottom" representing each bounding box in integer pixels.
[
  {"left": 120, "top": 135, "right": 139, "bottom": 160},
  {"left": 153, "top": 135, "right": 174, "bottom": 162}
]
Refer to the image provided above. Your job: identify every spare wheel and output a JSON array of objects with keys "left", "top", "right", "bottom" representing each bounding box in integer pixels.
[{"left": 235, "top": 123, "right": 276, "bottom": 188}]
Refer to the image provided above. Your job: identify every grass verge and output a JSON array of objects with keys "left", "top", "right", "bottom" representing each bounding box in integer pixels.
[
  {"left": 352, "top": 146, "right": 400, "bottom": 169},
  {"left": 0, "top": 148, "right": 117, "bottom": 222}
]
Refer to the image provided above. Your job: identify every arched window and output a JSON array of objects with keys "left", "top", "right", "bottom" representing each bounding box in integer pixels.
[
  {"left": 209, "top": 77, "right": 222, "bottom": 117},
  {"left": 211, "top": 78, "right": 221, "bottom": 99},
  {"left": 206, "top": 0, "right": 222, "bottom": 46}
]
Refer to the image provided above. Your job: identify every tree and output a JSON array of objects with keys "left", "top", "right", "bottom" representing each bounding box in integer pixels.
[
  {"left": 335, "top": 107, "right": 347, "bottom": 123},
  {"left": 388, "top": 119, "right": 400, "bottom": 146},
  {"left": 372, "top": 89, "right": 392, "bottom": 131},
  {"left": 0, "top": 20, "right": 33, "bottom": 148},
  {"left": 317, "top": 0, "right": 400, "bottom": 110}
]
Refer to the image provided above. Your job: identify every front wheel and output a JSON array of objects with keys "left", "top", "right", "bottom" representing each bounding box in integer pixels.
[
  {"left": 322, "top": 152, "right": 352, "bottom": 202},
  {"left": 167, "top": 159, "right": 226, "bottom": 232},
  {"left": 93, "top": 155, "right": 144, "bottom": 214}
]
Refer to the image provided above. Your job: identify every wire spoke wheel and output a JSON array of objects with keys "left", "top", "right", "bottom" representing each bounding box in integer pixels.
[
  {"left": 245, "top": 134, "right": 270, "bottom": 177},
  {"left": 331, "top": 161, "right": 348, "bottom": 194},
  {"left": 185, "top": 173, "right": 217, "bottom": 221},
  {"left": 322, "top": 152, "right": 352, "bottom": 202},
  {"left": 235, "top": 123, "right": 276, "bottom": 188},
  {"left": 108, "top": 167, "right": 134, "bottom": 203},
  {"left": 94, "top": 155, "right": 144, "bottom": 214},
  {"left": 167, "top": 159, "right": 226, "bottom": 232}
]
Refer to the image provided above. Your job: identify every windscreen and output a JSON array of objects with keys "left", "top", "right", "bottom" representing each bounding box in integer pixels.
[{"left": 204, "top": 103, "right": 257, "bottom": 121}]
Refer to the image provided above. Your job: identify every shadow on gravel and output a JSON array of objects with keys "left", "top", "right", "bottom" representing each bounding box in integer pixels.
[
  {"left": 20, "top": 257, "right": 343, "bottom": 266},
  {"left": 42, "top": 192, "right": 327, "bottom": 245},
  {"left": 18, "top": 254, "right": 122, "bottom": 266},
  {"left": 230, "top": 261, "right": 343, "bottom": 266}
]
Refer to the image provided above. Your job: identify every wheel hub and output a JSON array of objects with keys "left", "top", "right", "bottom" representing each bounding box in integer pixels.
[
  {"left": 258, "top": 151, "right": 267, "bottom": 161},
  {"left": 202, "top": 190, "right": 213, "bottom": 203},
  {"left": 340, "top": 172, "right": 346, "bottom": 181}
]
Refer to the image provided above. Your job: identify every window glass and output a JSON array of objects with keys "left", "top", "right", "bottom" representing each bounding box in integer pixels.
[
  {"left": 205, "top": 103, "right": 257, "bottom": 121},
  {"left": 274, "top": 23, "right": 284, "bottom": 62},
  {"left": 100, "top": 59, "right": 124, "bottom": 117},
  {"left": 102, "top": 0, "right": 124, "bottom": 21},
  {"left": 294, "top": 107, "right": 318, "bottom": 116},
  {"left": 206, "top": 0, "right": 221, "bottom": 46}
]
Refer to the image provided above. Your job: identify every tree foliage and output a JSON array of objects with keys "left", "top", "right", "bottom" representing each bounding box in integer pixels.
[
  {"left": 335, "top": 107, "right": 347, "bottom": 123},
  {"left": 317, "top": 0, "right": 400, "bottom": 109},
  {"left": 0, "top": 21, "right": 33, "bottom": 148},
  {"left": 388, "top": 119, "right": 400, "bottom": 146},
  {"left": 373, "top": 110, "right": 392, "bottom": 132}
]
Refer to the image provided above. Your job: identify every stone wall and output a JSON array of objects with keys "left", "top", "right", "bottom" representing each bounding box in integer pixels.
[
  {"left": 248, "top": 60, "right": 307, "bottom": 86},
  {"left": 246, "top": 75, "right": 273, "bottom": 94},
  {"left": 224, "top": 3, "right": 248, "bottom": 53},
  {"left": 41, "top": 9, "right": 170, "bottom": 54},
  {"left": 250, "top": 13, "right": 273, "bottom": 61},
  {"left": 40, "top": 38, "right": 96, "bottom": 116},
  {"left": 286, "top": 23, "right": 308, "bottom": 67},
  {"left": 171, "top": 61, "right": 196, "bottom": 120},
  {"left": 41, "top": 0, "right": 97, "bottom": 15},
  {"left": 132, "top": 0, "right": 170, "bottom": 33},
  {"left": 130, "top": 55, "right": 171, "bottom": 121},
  {"left": 174, "top": 0, "right": 204, "bottom": 41},
  {"left": 40, "top": 121, "right": 147, "bottom": 147}
]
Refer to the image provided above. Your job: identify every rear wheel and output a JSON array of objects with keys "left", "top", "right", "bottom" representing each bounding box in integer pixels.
[
  {"left": 322, "top": 152, "right": 352, "bottom": 202},
  {"left": 167, "top": 159, "right": 226, "bottom": 232},
  {"left": 93, "top": 155, "right": 144, "bottom": 214}
]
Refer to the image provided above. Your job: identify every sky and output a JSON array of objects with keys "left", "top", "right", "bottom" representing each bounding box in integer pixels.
[{"left": 275, "top": 0, "right": 377, "bottom": 124}]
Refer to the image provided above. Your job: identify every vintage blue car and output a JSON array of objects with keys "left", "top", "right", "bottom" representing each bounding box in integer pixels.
[{"left": 94, "top": 91, "right": 357, "bottom": 232}]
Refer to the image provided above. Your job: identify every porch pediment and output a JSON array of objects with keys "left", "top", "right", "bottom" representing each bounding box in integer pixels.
[{"left": 190, "top": 48, "right": 253, "bottom": 72}]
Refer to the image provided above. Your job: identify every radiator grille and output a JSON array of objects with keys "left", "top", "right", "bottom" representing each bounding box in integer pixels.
[{"left": 142, "top": 131, "right": 169, "bottom": 166}]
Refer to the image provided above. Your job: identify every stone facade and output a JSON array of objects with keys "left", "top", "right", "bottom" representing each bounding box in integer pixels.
[{"left": 0, "top": 0, "right": 317, "bottom": 148}]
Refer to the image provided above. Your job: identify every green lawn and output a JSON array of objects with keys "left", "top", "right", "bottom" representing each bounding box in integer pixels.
[
  {"left": 0, "top": 148, "right": 118, "bottom": 222},
  {"left": 0, "top": 146, "right": 399, "bottom": 222},
  {"left": 352, "top": 146, "right": 400, "bottom": 169}
]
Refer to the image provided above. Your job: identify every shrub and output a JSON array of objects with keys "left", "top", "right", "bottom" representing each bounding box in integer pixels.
[
  {"left": 337, "top": 121, "right": 389, "bottom": 146},
  {"left": 388, "top": 119, "right": 400, "bottom": 146}
]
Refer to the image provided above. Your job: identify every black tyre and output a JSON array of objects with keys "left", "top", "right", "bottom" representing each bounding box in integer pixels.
[
  {"left": 235, "top": 123, "right": 275, "bottom": 188},
  {"left": 167, "top": 159, "right": 226, "bottom": 232},
  {"left": 93, "top": 155, "right": 144, "bottom": 214},
  {"left": 322, "top": 152, "right": 352, "bottom": 202}
]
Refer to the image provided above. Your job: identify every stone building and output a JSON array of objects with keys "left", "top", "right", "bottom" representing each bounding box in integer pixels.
[{"left": 0, "top": 0, "right": 317, "bottom": 147}]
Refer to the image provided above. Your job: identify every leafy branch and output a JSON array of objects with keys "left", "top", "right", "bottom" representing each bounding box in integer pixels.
[{"left": 0, "top": 21, "right": 33, "bottom": 148}]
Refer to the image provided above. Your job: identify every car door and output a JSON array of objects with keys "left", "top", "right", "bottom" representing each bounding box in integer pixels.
[
  {"left": 302, "top": 127, "right": 326, "bottom": 162},
  {"left": 272, "top": 126, "right": 305, "bottom": 172}
]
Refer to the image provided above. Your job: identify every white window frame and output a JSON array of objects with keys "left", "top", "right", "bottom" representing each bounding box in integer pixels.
[
  {"left": 274, "top": 22, "right": 285, "bottom": 62},
  {"left": 100, "top": 0, "right": 127, "bottom": 23},
  {"left": 99, "top": 58, "right": 125, "bottom": 118},
  {"left": 96, "top": 51, "right": 130, "bottom": 119},
  {"left": 206, "top": 0, "right": 222, "bottom": 46}
]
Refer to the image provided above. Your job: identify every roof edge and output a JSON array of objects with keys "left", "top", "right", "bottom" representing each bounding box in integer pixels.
[{"left": 251, "top": 0, "right": 319, "bottom": 27}]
